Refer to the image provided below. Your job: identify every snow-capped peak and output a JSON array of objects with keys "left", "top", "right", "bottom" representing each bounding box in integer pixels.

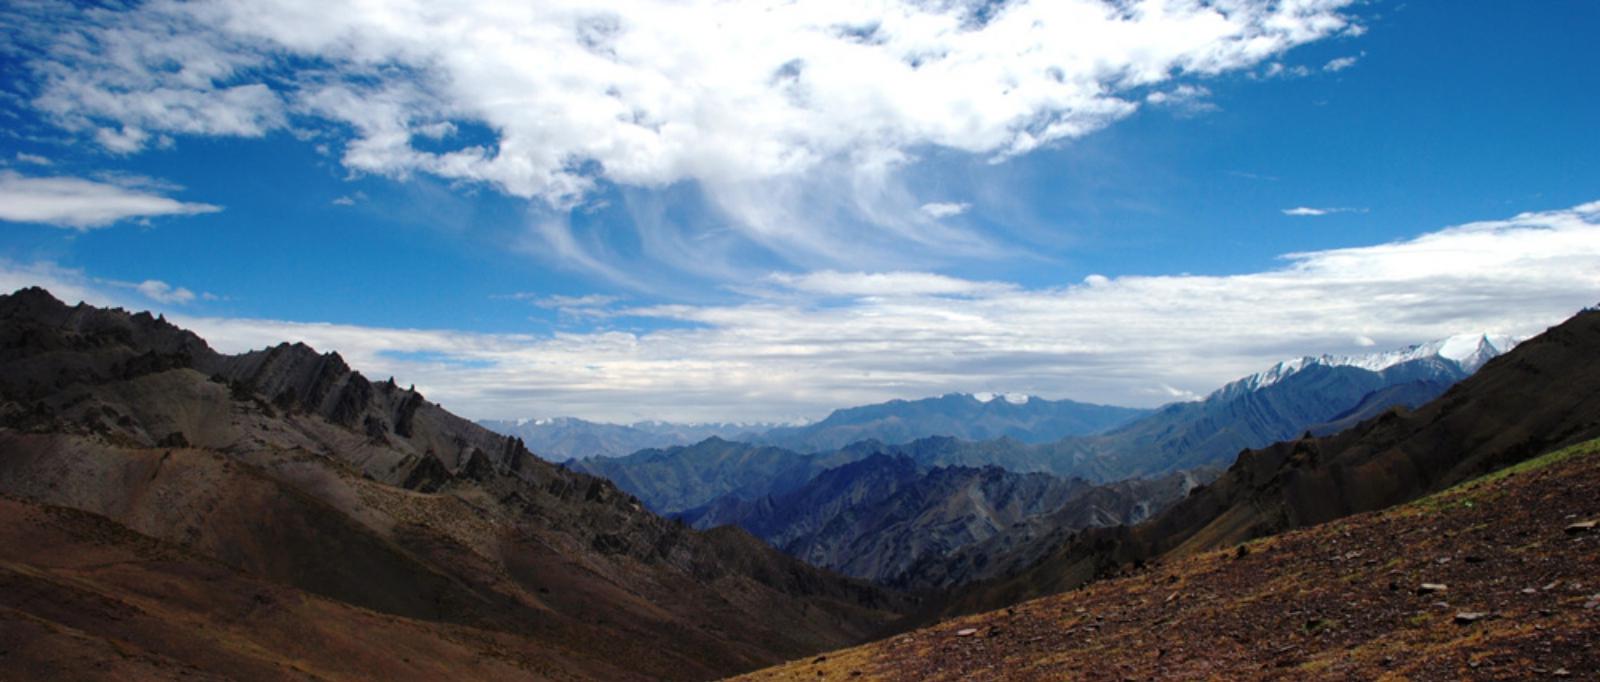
[
  {"left": 1217, "top": 333, "right": 1518, "bottom": 398},
  {"left": 972, "top": 392, "right": 1031, "bottom": 404}
]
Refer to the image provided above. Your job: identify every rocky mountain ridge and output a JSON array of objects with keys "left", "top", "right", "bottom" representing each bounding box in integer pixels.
[{"left": 0, "top": 287, "right": 913, "bottom": 681}]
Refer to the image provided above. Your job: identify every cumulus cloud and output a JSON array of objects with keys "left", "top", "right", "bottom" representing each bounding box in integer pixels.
[
  {"left": 6, "top": 201, "right": 1597, "bottom": 423},
  {"left": 920, "top": 202, "right": 971, "bottom": 219},
  {"left": 0, "top": 171, "right": 221, "bottom": 229},
  {"left": 134, "top": 280, "right": 197, "bottom": 304},
  {"left": 6, "top": 0, "right": 1360, "bottom": 275},
  {"left": 1283, "top": 206, "right": 1367, "bottom": 217},
  {"left": 1324, "top": 55, "right": 1359, "bottom": 72},
  {"left": 1145, "top": 84, "right": 1217, "bottom": 113}
]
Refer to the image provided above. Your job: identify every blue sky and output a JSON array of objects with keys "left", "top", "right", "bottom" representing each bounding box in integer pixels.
[{"left": 2, "top": 0, "right": 1598, "bottom": 422}]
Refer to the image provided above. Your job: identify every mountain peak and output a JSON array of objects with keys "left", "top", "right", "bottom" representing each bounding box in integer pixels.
[{"left": 1218, "top": 332, "right": 1519, "bottom": 399}]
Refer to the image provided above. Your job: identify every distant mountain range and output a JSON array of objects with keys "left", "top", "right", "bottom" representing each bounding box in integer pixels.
[
  {"left": 939, "top": 311, "right": 1597, "bottom": 619},
  {"left": 678, "top": 454, "right": 1201, "bottom": 586},
  {"left": 749, "top": 393, "right": 1151, "bottom": 453},
  {"left": 573, "top": 333, "right": 1515, "bottom": 518},
  {"left": 477, "top": 416, "right": 771, "bottom": 460},
  {"left": 569, "top": 334, "right": 1514, "bottom": 591},
  {"left": 482, "top": 392, "right": 1147, "bottom": 459}
]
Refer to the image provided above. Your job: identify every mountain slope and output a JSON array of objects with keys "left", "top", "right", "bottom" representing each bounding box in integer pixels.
[
  {"left": 944, "top": 308, "right": 1600, "bottom": 616},
  {"left": 0, "top": 287, "right": 912, "bottom": 680},
  {"left": 754, "top": 393, "right": 1149, "bottom": 454},
  {"left": 739, "top": 437, "right": 1600, "bottom": 681}
]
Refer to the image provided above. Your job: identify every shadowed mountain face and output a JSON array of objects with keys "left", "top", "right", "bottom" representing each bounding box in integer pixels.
[
  {"left": 679, "top": 454, "right": 1199, "bottom": 587},
  {"left": 940, "top": 309, "right": 1600, "bottom": 617},
  {"left": 0, "top": 287, "right": 912, "bottom": 681},
  {"left": 753, "top": 393, "right": 1151, "bottom": 454}
]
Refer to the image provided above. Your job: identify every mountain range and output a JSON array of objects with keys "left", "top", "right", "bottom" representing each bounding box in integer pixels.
[
  {"left": 483, "top": 391, "right": 1148, "bottom": 459},
  {"left": 735, "top": 310, "right": 1600, "bottom": 679},
  {"left": 749, "top": 392, "right": 1151, "bottom": 453},
  {"left": 680, "top": 454, "right": 1202, "bottom": 587},
  {"left": 8, "top": 285, "right": 1594, "bottom": 680},
  {"left": 940, "top": 308, "right": 1599, "bottom": 618},
  {"left": 0, "top": 288, "right": 912, "bottom": 681},
  {"left": 477, "top": 416, "right": 771, "bottom": 461},
  {"left": 573, "top": 333, "right": 1510, "bottom": 516}
]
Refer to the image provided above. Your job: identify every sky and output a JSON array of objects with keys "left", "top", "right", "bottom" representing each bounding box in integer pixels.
[{"left": 2, "top": 0, "right": 1598, "bottom": 423}]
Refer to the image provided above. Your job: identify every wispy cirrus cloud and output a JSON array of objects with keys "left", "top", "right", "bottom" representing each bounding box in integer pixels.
[
  {"left": 6, "top": 201, "right": 1597, "bottom": 423},
  {"left": 5, "top": 0, "right": 1362, "bottom": 280},
  {"left": 0, "top": 171, "right": 220, "bottom": 229},
  {"left": 1283, "top": 206, "right": 1368, "bottom": 217}
]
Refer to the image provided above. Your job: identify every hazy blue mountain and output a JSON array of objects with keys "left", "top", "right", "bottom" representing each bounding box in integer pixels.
[
  {"left": 479, "top": 416, "right": 773, "bottom": 460},
  {"left": 566, "top": 437, "right": 860, "bottom": 514},
  {"left": 571, "top": 335, "right": 1514, "bottom": 515},
  {"left": 680, "top": 454, "right": 1201, "bottom": 586},
  {"left": 754, "top": 392, "right": 1149, "bottom": 453},
  {"left": 873, "top": 335, "right": 1516, "bottom": 483}
]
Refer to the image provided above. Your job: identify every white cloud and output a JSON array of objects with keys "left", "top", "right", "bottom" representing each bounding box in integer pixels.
[
  {"left": 0, "top": 171, "right": 221, "bottom": 229},
  {"left": 525, "top": 294, "right": 622, "bottom": 310},
  {"left": 766, "top": 270, "right": 1016, "bottom": 298},
  {"left": 1261, "top": 62, "right": 1314, "bottom": 79},
  {"left": 8, "top": 0, "right": 1360, "bottom": 275},
  {"left": 14, "top": 152, "right": 52, "bottom": 166},
  {"left": 1283, "top": 206, "right": 1367, "bottom": 217},
  {"left": 919, "top": 202, "right": 971, "bottom": 219},
  {"left": 1324, "top": 55, "right": 1359, "bottom": 72},
  {"left": 134, "top": 280, "right": 197, "bottom": 304},
  {"left": 6, "top": 201, "right": 1597, "bottom": 423},
  {"left": 1145, "top": 84, "right": 1217, "bottom": 113}
]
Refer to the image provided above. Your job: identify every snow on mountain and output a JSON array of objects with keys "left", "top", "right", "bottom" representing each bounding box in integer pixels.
[
  {"left": 1222, "top": 333, "right": 1518, "bottom": 397},
  {"left": 972, "top": 392, "right": 1033, "bottom": 405}
]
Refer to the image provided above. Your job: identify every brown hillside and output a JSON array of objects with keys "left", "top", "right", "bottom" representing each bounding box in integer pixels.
[
  {"left": 0, "top": 287, "right": 912, "bottom": 680},
  {"left": 737, "top": 437, "right": 1600, "bottom": 680}
]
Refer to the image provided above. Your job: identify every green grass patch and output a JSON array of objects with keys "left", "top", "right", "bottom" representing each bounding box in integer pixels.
[{"left": 1405, "top": 436, "right": 1600, "bottom": 515}]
